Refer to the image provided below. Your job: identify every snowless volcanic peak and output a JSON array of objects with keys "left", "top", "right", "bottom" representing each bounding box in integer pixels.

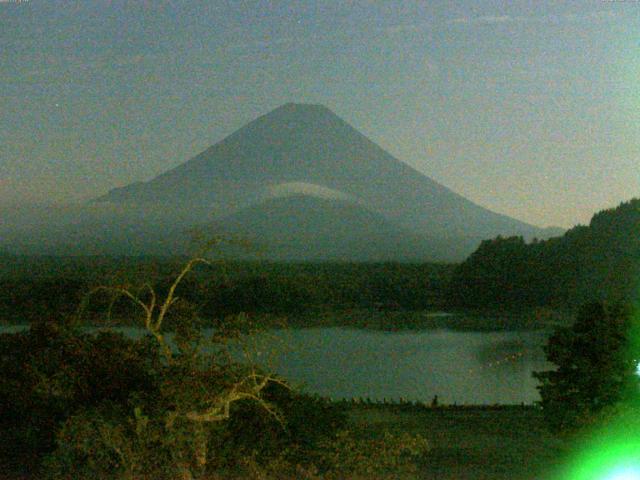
[{"left": 88, "top": 102, "right": 556, "bottom": 259}]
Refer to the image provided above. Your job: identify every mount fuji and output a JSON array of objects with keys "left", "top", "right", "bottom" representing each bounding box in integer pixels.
[{"left": 3, "top": 103, "right": 561, "bottom": 260}]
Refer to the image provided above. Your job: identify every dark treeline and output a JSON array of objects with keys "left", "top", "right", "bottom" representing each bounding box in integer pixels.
[
  {"left": 3, "top": 198, "right": 637, "bottom": 324},
  {"left": 447, "top": 198, "right": 640, "bottom": 310},
  {"left": 0, "top": 258, "right": 454, "bottom": 324}
]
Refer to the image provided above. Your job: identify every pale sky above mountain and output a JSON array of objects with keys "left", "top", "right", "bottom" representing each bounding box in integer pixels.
[{"left": 1, "top": 0, "right": 638, "bottom": 228}]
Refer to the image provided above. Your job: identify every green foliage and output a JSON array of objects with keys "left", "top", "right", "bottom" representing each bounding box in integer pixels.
[
  {"left": 0, "top": 260, "right": 453, "bottom": 325},
  {"left": 0, "top": 276, "right": 87, "bottom": 322},
  {"left": 0, "top": 317, "right": 160, "bottom": 466},
  {"left": 533, "top": 302, "right": 639, "bottom": 433},
  {"left": 36, "top": 355, "right": 349, "bottom": 479},
  {"left": 43, "top": 402, "right": 221, "bottom": 480},
  {"left": 315, "top": 430, "right": 429, "bottom": 479},
  {"left": 209, "top": 386, "right": 348, "bottom": 470},
  {"left": 206, "top": 274, "right": 315, "bottom": 315},
  {"left": 448, "top": 235, "right": 546, "bottom": 308},
  {"left": 42, "top": 406, "right": 148, "bottom": 480},
  {"left": 448, "top": 198, "right": 640, "bottom": 310},
  {"left": 212, "top": 429, "right": 429, "bottom": 480}
]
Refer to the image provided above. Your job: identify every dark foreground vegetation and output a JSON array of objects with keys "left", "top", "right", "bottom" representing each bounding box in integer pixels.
[
  {"left": 535, "top": 301, "right": 640, "bottom": 433},
  {"left": 0, "top": 316, "right": 348, "bottom": 479},
  {"left": 0, "top": 259, "right": 431, "bottom": 479}
]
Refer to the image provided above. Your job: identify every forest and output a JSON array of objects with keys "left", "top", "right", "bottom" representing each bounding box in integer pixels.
[
  {"left": 447, "top": 199, "right": 640, "bottom": 311},
  {"left": 0, "top": 258, "right": 454, "bottom": 326}
]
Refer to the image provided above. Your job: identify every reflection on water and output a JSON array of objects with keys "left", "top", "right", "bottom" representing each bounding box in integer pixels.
[
  {"left": 0, "top": 324, "right": 551, "bottom": 405},
  {"left": 248, "top": 327, "right": 551, "bottom": 405}
]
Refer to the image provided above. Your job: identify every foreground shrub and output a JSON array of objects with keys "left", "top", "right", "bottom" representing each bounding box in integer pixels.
[
  {"left": 534, "top": 302, "right": 638, "bottom": 433},
  {"left": 317, "top": 430, "right": 429, "bottom": 479},
  {"left": 43, "top": 403, "right": 221, "bottom": 480},
  {"left": 0, "top": 317, "right": 159, "bottom": 467},
  {"left": 211, "top": 384, "right": 347, "bottom": 470},
  {"left": 225, "top": 429, "right": 430, "bottom": 480}
]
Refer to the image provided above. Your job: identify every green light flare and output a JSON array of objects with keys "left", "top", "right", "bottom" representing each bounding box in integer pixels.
[
  {"left": 602, "top": 466, "right": 640, "bottom": 480},
  {"left": 555, "top": 292, "right": 640, "bottom": 480},
  {"left": 556, "top": 416, "right": 640, "bottom": 480}
]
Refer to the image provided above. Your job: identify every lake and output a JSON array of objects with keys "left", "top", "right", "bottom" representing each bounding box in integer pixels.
[
  {"left": 1, "top": 324, "right": 552, "bottom": 405},
  {"left": 245, "top": 327, "right": 551, "bottom": 405}
]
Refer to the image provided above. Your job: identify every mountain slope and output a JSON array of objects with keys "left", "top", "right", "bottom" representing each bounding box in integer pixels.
[
  {"left": 207, "top": 195, "right": 476, "bottom": 261},
  {"left": 99, "top": 103, "right": 550, "bottom": 242}
]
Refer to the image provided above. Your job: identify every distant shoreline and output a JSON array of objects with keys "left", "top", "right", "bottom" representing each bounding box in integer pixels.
[{"left": 0, "top": 307, "right": 567, "bottom": 333}]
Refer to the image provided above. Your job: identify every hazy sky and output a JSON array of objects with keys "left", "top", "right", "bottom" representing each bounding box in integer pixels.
[{"left": 1, "top": 0, "right": 638, "bottom": 228}]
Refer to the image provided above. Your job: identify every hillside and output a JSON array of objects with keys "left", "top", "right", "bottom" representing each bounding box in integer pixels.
[
  {"left": 206, "top": 195, "right": 478, "bottom": 261},
  {"left": 447, "top": 198, "right": 640, "bottom": 309}
]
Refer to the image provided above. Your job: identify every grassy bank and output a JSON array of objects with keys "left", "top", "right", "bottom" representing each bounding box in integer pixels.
[{"left": 346, "top": 403, "right": 566, "bottom": 480}]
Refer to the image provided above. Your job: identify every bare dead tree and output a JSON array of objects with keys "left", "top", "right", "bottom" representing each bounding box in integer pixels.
[{"left": 81, "top": 252, "right": 290, "bottom": 479}]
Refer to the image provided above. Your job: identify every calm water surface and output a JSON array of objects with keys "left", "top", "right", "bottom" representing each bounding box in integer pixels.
[
  {"left": 247, "top": 327, "right": 551, "bottom": 405},
  {"left": 2, "top": 324, "right": 551, "bottom": 405}
]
